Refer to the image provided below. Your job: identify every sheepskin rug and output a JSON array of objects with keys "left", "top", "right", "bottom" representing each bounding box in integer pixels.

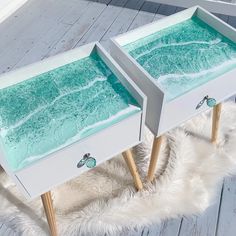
[{"left": 0, "top": 102, "right": 236, "bottom": 236}]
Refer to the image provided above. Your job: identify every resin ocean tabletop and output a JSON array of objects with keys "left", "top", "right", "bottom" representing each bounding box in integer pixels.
[
  {"left": 124, "top": 16, "right": 236, "bottom": 101},
  {"left": 0, "top": 53, "right": 140, "bottom": 171}
]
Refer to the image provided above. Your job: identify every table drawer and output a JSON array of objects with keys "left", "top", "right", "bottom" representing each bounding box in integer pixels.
[
  {"left": 15, "top": 112, "right": 142, "bottom": 199},
  {"left": 159, "top": 70, "right": 236, "bottom": 134}
]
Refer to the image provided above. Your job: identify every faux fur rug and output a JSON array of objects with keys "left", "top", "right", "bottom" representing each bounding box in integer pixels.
[{"left": 0, "top": 102, "right": 236, "bottom": 236}]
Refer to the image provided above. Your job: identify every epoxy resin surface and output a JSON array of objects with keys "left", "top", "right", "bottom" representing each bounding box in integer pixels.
[
  {"left": 124, "top": 17, "right": 236, "bottom": 101},
  {"left": 0, "top": 53, "right": 140, "bottom": 171}
]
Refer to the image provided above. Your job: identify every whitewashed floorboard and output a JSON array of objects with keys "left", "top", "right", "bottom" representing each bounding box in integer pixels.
[
  {"left": 0, "top": 0, "right": 44, "bottom": 50},
  {"left": 156, "top": 219, "right": 182, "bottom": 236},
  {"left": 46, "top": 1, "right": 109, "bottom": 57},
  {"left": 60, "top": 0, "right": 91, "bottom": 25},
  {"left": 157, "top": 4, "right": 177, "bottom": 16},
  {"left": 100, "top": 0, "right": 145, "bottom": 49},
  {"left": 13, "top": 0, "right": 91, "bottom": 69},
  {"left": 0, "top": 223, "right": 3, "bottom": 234},
  {"left": 128, "top": 1, "right": 160, "bottom": 31},
  {"left": 178, "top": 186, "right": 222, "bottom": 236},
  {"left": 0, "top": 223, "right": 16, "bottom": 236},
  {"left": 176, "top": 7, "right": 185, "bottom": 13},
  {"left": 76, "top": 0, "right": 129, "bottom": 47},
  {"left": 0, "top": 0, "right": 74, "bottom": 74},
  {"left": 228, "top": 16, "right": 236, "bottom": 28},
  {"left": 216, "top": 177, "right": 236, "bottom": 236},
  {"left": 95, "top": 0, "right": 111, "bottom": 4}
]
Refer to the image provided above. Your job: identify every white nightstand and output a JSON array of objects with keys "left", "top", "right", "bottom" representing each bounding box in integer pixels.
[
  {"left": 110, "top": 6, "right": 236, "bottom": 182},
  {"left": 0, "top": 42, "right": 146, "bottom": 236}
]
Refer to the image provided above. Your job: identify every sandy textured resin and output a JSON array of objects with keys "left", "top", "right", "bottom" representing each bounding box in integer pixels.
[{"left": 124, "top": 17, "right": 236, "bottom": 101}]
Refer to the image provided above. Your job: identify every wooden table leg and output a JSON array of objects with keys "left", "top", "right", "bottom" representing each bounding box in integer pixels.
[
  {"left": 147, "top": 136, "right": 163, "bottom": 182},
  {"left": 211, "top": 103, "right": 222, "bottom": 144},
  {"left": 41, "top": 191, "right": 58, "bottom": 236},
  {"left": 122, "top": 149, "right": 143, "bottom": 191}
]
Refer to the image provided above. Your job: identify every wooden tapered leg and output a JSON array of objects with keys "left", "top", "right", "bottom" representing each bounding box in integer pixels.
[
  {"left": 147, "top": 136, "right": 163, "bottom": 182},
  {"left": 211, "top": 103, "right": 222, "bottom": 144},
  {"left": 122, "top": 149, "right": 143, "bottom": 191},
  {"left": 41, "top": 191, "right": 58, "bottom": 236}
]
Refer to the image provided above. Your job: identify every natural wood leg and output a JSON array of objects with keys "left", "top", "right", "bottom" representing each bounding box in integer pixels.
[
  {"left": 41, "top": 191, "right": 58, "bottom": 236},
  {"left": 122, "top": 149, "right": 143, "bottom": 191},
  {"left": 211, "top": 103, "right": 222, "bottom": 144},
  {"left": 147, "top": 136, "right": 163, "bottom": 182}
]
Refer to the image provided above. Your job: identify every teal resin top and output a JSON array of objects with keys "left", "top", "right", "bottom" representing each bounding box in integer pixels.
[
  {"left": 124, "top": 17, "right": 236, "bottom": 101},
  {"left": 0, "top": 53, "right": 140, "bottom": 171}
]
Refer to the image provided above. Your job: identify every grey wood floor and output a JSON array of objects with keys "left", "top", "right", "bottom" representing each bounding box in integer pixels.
[{"left": 0, "top": 1, "right": 235, "bottom": 235}]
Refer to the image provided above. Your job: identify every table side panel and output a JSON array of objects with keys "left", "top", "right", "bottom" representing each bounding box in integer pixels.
[
  {"left": 196, "top": 7, "right": 236, "bottom": 43},
  {"left": 110, "top": 41, "right": 164, "bottom": 136},
  {"left": 96, "top": 43, "right": 146, "bottom": 109},
  {"left": 96, "top": 43, "right": 147, "bottom": 140},
  {"left": 15, "top": 112, "right": 142, "bottom": 199}
]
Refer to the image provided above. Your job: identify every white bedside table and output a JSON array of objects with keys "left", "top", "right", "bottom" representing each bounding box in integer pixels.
[
  {"left": 0, "top": 42, "right": 146, "bottom": 236},
  {"left": 110, "top": 6, "right": 236, "bottom": 182}
]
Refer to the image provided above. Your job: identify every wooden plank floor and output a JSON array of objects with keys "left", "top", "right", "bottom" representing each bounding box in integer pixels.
[{"left": 0, "top": 1, "right": 235, "bottom": 235}]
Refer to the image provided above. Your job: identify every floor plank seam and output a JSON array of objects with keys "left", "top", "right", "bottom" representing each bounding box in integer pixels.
[
  {"left": 96, "top": 0, "right": 131, "bottom": 42},
  {"left": 177, "top": 218, "right": 184, "bottom": 236},
  {"left": 47, "top": 0, "right": 111, "bottom": 56},
  {"left": 126, "top": 1, "right": 146, "bottom": 30},
  {"left": 72, "top": 1, "right": 112, "bottom": 47},
  {"left": 215, "top": 180, "right": 225, "bottom": 236}
]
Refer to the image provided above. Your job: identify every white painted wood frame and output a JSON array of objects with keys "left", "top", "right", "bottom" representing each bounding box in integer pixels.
[{"left": 0, "top": 42, "right": 147, "bottom": 199}]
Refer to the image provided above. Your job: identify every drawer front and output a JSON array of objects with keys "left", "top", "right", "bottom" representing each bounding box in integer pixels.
[
  {"left": 16, "top": 112, "right": 142, "bottom": 199},
  {"left": 159, "top": 71, "right": 236, "bottom": 135}
]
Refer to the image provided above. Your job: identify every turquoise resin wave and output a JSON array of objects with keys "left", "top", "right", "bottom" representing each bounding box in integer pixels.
[
  {"left": 124, "top": 17, "right": 236, "bottom": 101},
  {"left": 0, "top": 53, "right": 140, "bottom": 171}
]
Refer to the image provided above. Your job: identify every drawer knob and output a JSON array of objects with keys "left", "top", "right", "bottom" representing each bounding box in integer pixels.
[
  {"left": 206, "top": 97, "right": 216, "bottom": 108},
  {"left": 196, "top": 96, "right": 216, "bottom": 109},
  {"left": 77, "top": 153, "right": 96, "bottom": 169}
]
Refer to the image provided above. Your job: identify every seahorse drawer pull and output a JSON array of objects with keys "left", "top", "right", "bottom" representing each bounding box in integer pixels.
[
  {"left": 77, "top": 153, "right": 96, "bottom": 169},
  {"left": 196, "top": 95, "right": 216, "bottom": 110}
]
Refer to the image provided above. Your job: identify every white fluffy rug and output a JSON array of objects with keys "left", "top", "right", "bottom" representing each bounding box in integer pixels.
[{"left": 0, "top": 102, "right": 236, "bottom": 236}]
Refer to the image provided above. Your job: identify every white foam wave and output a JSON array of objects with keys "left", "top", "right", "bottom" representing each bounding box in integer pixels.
[
  {"left": 135, "top": 38, "right": 221, "bottom": 61},
  {"left": 157, "top": 57, "right": 236, "bottom": 84},
  {"left": 0, "top": 76, "right": 107, "bottom": 136}
]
